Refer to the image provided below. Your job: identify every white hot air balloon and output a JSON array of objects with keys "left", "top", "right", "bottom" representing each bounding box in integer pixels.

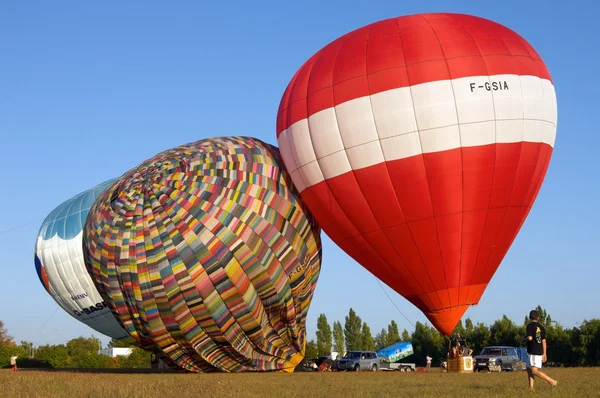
[{"left": 34, "top": 179, "right": 128, "bottom": 340}]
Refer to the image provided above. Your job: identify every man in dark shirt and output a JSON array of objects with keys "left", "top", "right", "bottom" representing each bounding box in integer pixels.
[{"left": 522, "top": 309, "right": 558, "bottom": 390}]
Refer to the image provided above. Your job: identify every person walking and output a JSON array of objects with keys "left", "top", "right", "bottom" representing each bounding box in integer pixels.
[
  {"left": 10, "top": 354, "right": 18, "bottom": 372},
  {"left": 522, "top": 309, "right": 558, "bottom": 391},
  {"left": 426, "top": 355, "right": 432, "bottom": 372}
]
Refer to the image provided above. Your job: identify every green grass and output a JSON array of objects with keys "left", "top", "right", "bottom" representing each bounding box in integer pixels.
[{"left": 2, "top": 367, "right": 599, "bottom": 397}]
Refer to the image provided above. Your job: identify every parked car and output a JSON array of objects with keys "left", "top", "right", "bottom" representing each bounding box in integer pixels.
[
  {"left": 336, "top": 351, "right": 379, "bottom": 371},
  {"left": 473, "top": 346, "right": 524, "bottom": 372}
]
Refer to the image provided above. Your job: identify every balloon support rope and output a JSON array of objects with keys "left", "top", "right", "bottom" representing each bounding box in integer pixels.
[{"left": 376, "top": 278, "right": 415, "bottom": 328}]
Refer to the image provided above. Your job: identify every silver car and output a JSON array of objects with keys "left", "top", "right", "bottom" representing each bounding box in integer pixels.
[
  {"left": 473, "top": 346, "right": 523, "bottom": 372},
  {"left": 336, "top": 351, "right": 379, "bottom": 371}
]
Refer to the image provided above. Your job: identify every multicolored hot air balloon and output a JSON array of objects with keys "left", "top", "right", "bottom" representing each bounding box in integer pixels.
[
  {"left": 82, "top": 136, "right": 322, "bottom": 373},
  {"left": 276, "top": 13, "right": 556, "bottom": 335},
  {"left": 34, "top": 180, "right": 129, "bottom": 340}
]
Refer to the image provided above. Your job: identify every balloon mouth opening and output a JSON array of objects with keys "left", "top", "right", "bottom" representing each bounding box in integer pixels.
[{"left": 424, "top": 305, "right": 472, "bottom": 336}]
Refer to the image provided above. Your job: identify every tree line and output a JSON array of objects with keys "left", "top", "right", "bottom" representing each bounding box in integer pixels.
[
  {"left": 0, "top": 321, "right": 151, "bottom": 369},
  {"left": 2, "top": 304, "right": 599, "bottom": 369},
  {"left": 305, "top": 306, "right": 600, "bottom": 367}
]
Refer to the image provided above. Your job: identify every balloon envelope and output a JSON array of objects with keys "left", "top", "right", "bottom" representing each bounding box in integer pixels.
[
  {"left": 34, "top": 180, "right": 129, "bottom": 340},
  {"left": 83, "top": 136, "right": 322, "bottom": 372},
  {"left": 276, "top": 13, "right": 556, "bottom": 334}
]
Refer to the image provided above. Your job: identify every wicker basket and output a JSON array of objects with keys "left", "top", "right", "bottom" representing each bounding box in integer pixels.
[{"left": 447, "top": 356, "right": 474, "bottom": 373}]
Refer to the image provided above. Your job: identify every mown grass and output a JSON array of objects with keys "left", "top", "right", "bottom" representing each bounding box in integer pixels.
[{"left": 2, "top": 367, "right": 599, "bottom": 398}]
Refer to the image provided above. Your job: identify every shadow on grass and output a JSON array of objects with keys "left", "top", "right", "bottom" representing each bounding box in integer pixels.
[{"left": 19, "top": 368, "right": 185, "bottom": 374}]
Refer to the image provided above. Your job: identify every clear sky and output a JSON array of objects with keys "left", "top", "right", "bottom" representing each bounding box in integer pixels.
[{"left": 0, "top": 0, "right": 598, "bottom": 348}]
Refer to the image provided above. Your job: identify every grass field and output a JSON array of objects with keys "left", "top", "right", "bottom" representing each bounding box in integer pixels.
[{"left": 2, "top": 367, "right": 599, "bottom": 397}]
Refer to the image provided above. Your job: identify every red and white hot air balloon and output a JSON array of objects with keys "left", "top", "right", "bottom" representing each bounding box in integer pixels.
[{"left": 276, "top": 13, "right": 556, "bottom": 335}]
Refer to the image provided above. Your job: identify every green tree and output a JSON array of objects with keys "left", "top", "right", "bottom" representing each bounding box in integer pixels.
[
  {"left": 67, "top": 336, "right": 102, "bottom": 367},
  {"left": 35, "top": 344, "right": 70, "bottom": 368},
  {"left": 117, "top": 347, "right": 152, "bottom": 368},
  {"left": 464, "top": 318, "right": 474, "bottom": 341},
  {"left": 0, "top": 345, "right": 26, "bottom": 368},
  {"left": 344, "top": 308, "right": 362, "bottom": 351},
  {"left": 361, "top": 322, "right": 375, "bottom": 351},
  {"left": 531, "top": 305, "right": 551, "bottom": 325},
  {"left": 73, "top": 352, "right": 115, "bottom": 368},
  {"left": 305, "top": 339, "right": 318, "bottom": 359},
  {"left": 333, "top": 321, "right": 345, "bottom": 355},
  {"left": 20, "top": 341, "right": 34, "bottom": 357},
  {"left": 545, "top": 321, "right": 573, "bottom": 365},
  {"left": 401, "top": 329, "right": 411, "bottom": 343},
  {"left": 579, "top": 319, "right": 600, "bottom": 366},
  {"left": 374, "top": 328, "right": 388, "bottom": 350},
  {"left": 490, "top": 315, "right": 520, "bottom": 346},
  {"left": 411, "top": 321, "right": 445, "bottom": 366},
  {"left": 316, "top": 314, "right": 332, "bottom": 356},
  {"left": 469, "top": 322, "right": 491, "bottom": 356},
  {"left": 386, "top": 320, "right": 400, "bottom": 346},
  {"left": 452, "top": 320, "right": 466, "bottom": 338}
]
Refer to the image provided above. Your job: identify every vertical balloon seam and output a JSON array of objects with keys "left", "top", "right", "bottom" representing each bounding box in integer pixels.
[
  {"left": 191, "top": 147, "right": 310, "bottom": 367},
  {"left": 140, "top": 151, "right": 262, "bottom": 371},
  {"left": 184, "top": 173, "right": 298, "bottom": 369},
  {"left": 374, "top": 16, "right": 446, "bottom": 309},
  {"left": 478, "top": 142, "right": 546, "bottom": 285},
  {"left": 361, "top": 24, "right": 436, "bottom": 312},
  {"left": 296, "top": 49, "right": 348, "bottom": 243},
  {"left": 451, "top": 15, "right": 502, "bottom": 304},
  {"left": 157, "top": 180, "right": 228, "bottom": 371},
  {"left": 142, "top": 182, "right": 207, "bottom": 371},
  {"left": 387, "top": 16, "right": 449, "bottom": 310},
  {"left": 88, "top": 157, "right": 243, "bottom": 372},
  {"left": 63, "top": 197, "right": 86, "bottom": 316},
  {"left": 319, "top": 30, "right": 419, "bottom": 302},
  {"left": 190, "top": 142, "right": 295, "bottom": 370},
  {"left": 195, "top": 139, "right": 319, "bottom": 370},
  {"left": 417, "top": 15, "right": 458, "bottom": 313},
  {"left": 280, "top": 25, "right": 423, "bottom": 308},
  {"left": 35, "top": 179, "right": 128, "bottom": 340}
]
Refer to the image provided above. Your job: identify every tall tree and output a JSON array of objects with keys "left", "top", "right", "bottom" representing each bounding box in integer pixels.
[
  {"left": 452, "top": 320, "right": 466, "bottom": 338},
  {"left": 316, "top": 314, "right": 333, "bottom": 356},
  {"left": 344, "top": 308, "right": 362, "bottom": 351},
  {"left": 0, "top": 321, "right": 14, "bottom": 347},
  {"left": 333, "top": 321, "right": 345, "bottom": 355},
  {"left": 402, "top": 329, "right": 411, "bottom": 342},
  {"left": 411, "top": 321, "right": 445, "bottom": 366},
  {"left": 386, "top": 320, "right": 400, "bottom": 346},
  {"left": 579, "top": 319, "right": 600, "bottom": 366},
  {"left": 490, "top": 315, "right": 520, "bottom": 346},
  {"left": 66, "top": 336, "right": 102, "bottom": 359},
  {"left": 20, "top": 341, "right": 34, "bottom": 357},
  {"left": 305, "top": 339, "right": 318, "bottom": 359},
  {"left": 531, "top": 305, "right": 551, "bottom": 325},
  {"left": 361, "top": 322, "right": 375, "bottom": 351},
  {"left": 464, "top": 318, "right": 474, "bottom": 338},
  {"left": 470, "top": 322, "right": 491, "bottom": 356},
  {"left": 374, "top": 328, "right": 388, "bottom": 350},
  {"left": 35, "top": 344, "right": 71, "bottom": 368}
]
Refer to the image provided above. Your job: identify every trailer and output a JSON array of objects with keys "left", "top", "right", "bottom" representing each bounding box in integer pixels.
[{"left": 376, "top": 342, "right": 416, "bottom": 372}]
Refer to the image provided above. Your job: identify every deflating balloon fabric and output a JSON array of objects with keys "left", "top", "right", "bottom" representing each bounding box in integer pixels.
[{"left": 82, "top": 136, "right": 322, "bottom": 372}]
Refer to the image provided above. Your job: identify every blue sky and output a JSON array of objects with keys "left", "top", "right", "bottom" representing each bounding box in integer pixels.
[{"left": 0, "top": 0, "right": 598, "bottom": 348}]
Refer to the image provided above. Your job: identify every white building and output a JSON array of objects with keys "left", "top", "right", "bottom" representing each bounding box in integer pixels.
[{"left": 98, "top": 347, "right": 133, "bottom": 357}]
